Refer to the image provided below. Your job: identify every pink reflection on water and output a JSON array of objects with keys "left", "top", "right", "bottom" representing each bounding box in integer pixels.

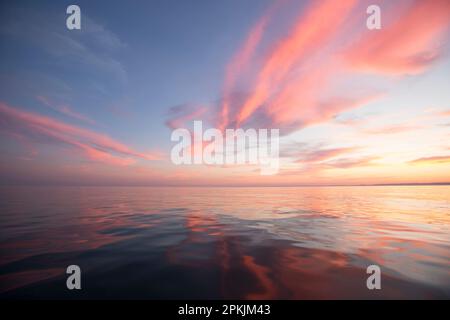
[{"left": 0, "top": 186, "right": 449, "bottom": 298}]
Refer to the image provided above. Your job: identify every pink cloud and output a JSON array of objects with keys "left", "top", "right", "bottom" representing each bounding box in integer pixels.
[
  {"left": 234, "top": 0, "right": 359, "bottom": 126},
  {"left": 36, "top": 95, "right": 96, "bottom": 125},
  {"left": 322, "top": 156, "right": 379, "bottom": 169},
  {"left": 219, "top": 1, "right": 282, "bottom": 130},
  {"left": 165, "top": 104, "right": 208, "bottom": 129},
  {"left": 295, "top": 147, "right": 360, "bottom": 163},
  {"left": 345, "top": 0, "right": 450, "bottom": 75},
  {"left": 437, "top": 109, "right": 450, "bottom": 117},
  {"left": 279, "top": 155, "right": 379, "bottom": 177},
  {"left": 364, "top": 124, "right": 423, "bottom": 135},
  {"left": 209, "top": 0, "right": 384, "bottom": 134},
  {"left": 209, "top": 0, "right": 449, "bottom": 137},
  {"left": 408, "top": 155, "right": 450, "bottom": 165},
  {"left": 0, "top": 102, "right": 163, "bottom": 166},
  {"left": 170, "top": 1, "right": 442, "bottom": 138}
]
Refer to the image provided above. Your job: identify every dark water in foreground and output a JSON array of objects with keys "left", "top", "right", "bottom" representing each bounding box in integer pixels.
[{"left": 0, "top": 186, "right": 449, "bottom": 299}]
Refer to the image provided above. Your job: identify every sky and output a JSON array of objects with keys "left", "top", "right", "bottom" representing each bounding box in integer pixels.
[{"left": 0, "top": 0, "right": 449, "bottom": 186}]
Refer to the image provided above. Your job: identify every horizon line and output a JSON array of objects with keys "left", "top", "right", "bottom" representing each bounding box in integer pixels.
[{"left": 1, "top": 182, "right": 449, "bottom": 188}]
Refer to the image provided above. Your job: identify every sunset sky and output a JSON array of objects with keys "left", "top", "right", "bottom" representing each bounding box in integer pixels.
[{"left": 0, "top": 0, "right": 449, "bottom": 186}]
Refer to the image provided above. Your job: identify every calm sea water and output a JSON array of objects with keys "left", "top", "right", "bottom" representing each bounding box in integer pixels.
[{"left": 0, "top": 186, "right": 449, "bottom": 299}]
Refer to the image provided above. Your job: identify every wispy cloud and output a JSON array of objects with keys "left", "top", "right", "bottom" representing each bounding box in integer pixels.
[
  {"left": 1, "top": 7, "right": 127, "bottom": 83},
  {"left": 345, "top": 0, "right": 450, "bottom": 75},
  {"left": 0, "top": 102, "right": 162, "bottom": 166},
  {"left": 364, "top": 124, "right": 423, "bottom": 135},
  {"left": 36, "top": 95, "right": 96, "bottom": 125},
  {"left": 322, "top": 156, "right": 379, "bottom": 169},
  {"left": 278, "top": 155, "right": 379, "bottom": 177},
  {"left": 165, "top": 104, "right": 208, "bottom": 129},
  {"left": 219, "top": 0, "right": 281, "bottom": 130},
  {"left": 211, "top": 0, "right": 449, "bottom": 136},
  {"left": 408, "top": 155, "right": 450, "bottom": 165},
  {"left": 436, "top": 109, "right": 450, "bottom": 117},
  {"left": 233, "top": 0, "right": 359, "bottom": 126},
  {"left": 295, "top": 147, "right": 360, "bottom": 163}
]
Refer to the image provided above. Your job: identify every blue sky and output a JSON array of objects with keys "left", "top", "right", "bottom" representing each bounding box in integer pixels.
[
  {"left": 0, "top": 0, "right": 449, "bottom": 186},
  {"left": 1, "top": 0, "right": 273, "bottom": 150}
]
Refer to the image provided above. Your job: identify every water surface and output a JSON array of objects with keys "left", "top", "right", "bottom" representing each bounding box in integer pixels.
[{"left": 0, "top": 186, "right": 449, "bottom": 299}]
